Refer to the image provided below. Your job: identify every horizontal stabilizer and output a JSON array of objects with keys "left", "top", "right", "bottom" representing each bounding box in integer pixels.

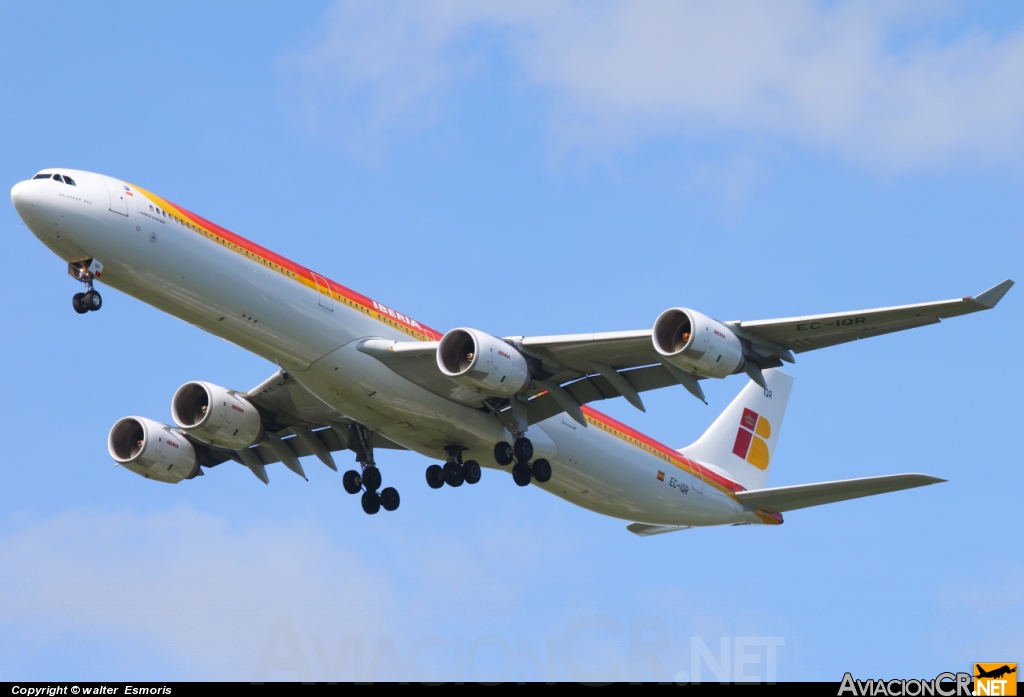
[
  {"left": 626, "top": 522, "right": 692, "bottom": 537},
  {"left": 735, "top": 473, "right": 945, "bottom": 513}
]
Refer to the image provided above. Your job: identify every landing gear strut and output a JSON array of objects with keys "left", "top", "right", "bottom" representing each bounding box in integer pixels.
[
  {"left": 425, "top": 446, "right": 482, "bottom": 490},
  {"left": 70, "top": 261, "right": 102, "bottom": 314},
  {"left": 341, "top": 423, "right": 399, "bottom": 514}
]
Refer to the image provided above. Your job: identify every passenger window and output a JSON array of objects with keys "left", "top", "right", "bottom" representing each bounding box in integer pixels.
[
  {"left": 52, "top": 174, "right": 64, "bottom": 183},
  {"left": 63, "top": 176, "right": 76, "bottom": 186},
  {"left": 149, "top": 205, "right": 154, "bottom": 211}
]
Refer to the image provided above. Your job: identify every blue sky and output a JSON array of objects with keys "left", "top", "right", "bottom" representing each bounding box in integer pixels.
[{"left": 1, "top": 1, "right": 1022, "bottom": 682}]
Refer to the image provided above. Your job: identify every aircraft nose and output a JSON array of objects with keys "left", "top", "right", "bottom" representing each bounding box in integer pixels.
[{"left": 10, "top": 180, "right": 34, "bottom": 216}]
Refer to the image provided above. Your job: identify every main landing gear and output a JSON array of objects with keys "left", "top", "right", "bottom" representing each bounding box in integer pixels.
[
  {"left": 425, "top": 446, "right": 482, "bottom": 490},
  {"left": 70, "top": 261, "right": 102, "bottom": 314},
  {"left": 494, "top": 436, "right": 552, "bottom": 487},
  {"left": 341, "top": 424, "right": 399, "bottom": 515}
]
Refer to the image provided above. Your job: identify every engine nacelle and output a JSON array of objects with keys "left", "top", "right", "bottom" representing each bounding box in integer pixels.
[
  {"left": 171, "top": 381, "right": 263, "bottom": 450},
  {"left": 652, "top": 308, "right": 745, "bottom": 379},
  {"left": 437, "top": 328, "right": 530, "bottom": 398},
  {"left": 108, "top": 416, "right": 198, "bottom": 483}
]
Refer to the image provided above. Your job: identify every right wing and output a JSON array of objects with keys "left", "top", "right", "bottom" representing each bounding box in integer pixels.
[{"left": 735, "top": 473, "right": 945, "bottom": 513}]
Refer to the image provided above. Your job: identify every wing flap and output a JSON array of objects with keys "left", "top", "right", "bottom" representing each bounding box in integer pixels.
[
  {"left": 735, "top": 473, "right": 945, "bottom": 513},
  {"left": 526, "top": 364, "right": 678, "bottom": 425}
]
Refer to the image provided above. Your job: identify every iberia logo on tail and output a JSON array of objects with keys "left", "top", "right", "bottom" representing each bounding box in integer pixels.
[{"left": 732, "top": 408, "right": 771, "bottom": 470}]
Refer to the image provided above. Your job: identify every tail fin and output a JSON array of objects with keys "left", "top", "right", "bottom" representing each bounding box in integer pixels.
[{"left": 679, "top": 368, "right": 793, "bottom": 491}]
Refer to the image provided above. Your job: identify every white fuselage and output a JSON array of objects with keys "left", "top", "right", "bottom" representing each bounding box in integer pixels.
[{"left": 12, "top": 169, "right": 776, "bottom": 528}]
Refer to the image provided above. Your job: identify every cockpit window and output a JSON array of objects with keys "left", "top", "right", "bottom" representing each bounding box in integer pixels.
[
  {"left": 51, "top": 174, "right": 64, "bottom": 183},
  {"left": 63, "top": 176, "right": 76, "bottom": 186},
  {"left": 33, "top": 173, "right": 51, "bottom": 180}
]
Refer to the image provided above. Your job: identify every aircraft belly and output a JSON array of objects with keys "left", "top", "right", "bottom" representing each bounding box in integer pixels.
[
  {"left": 292, "top": 341, "right": 508, "bottom": 460},
  {"left": 534, "top": 419, "right": 744, "bottom": 526}
]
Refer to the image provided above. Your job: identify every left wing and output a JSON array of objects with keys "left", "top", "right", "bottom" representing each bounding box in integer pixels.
[
  {"left": 356, "top": 279, "right": 1012, "bottom": 424},
  {"left": 733, "top": 279, "right": 1014, "bottom": 354},
  {"left": 517, "top": 278, "right": 1014, "bottom": 371}
]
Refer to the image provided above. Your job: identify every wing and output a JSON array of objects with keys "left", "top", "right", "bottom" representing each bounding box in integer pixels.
[
  {"left": 186, "top": 370, "right": 406, "bottom": 483},
  {"left": 733, "top": 279, "right": 1014, "bottom": 354},
  {"left": 353, "top": 279, "right": 1012, "bottom": 426}
]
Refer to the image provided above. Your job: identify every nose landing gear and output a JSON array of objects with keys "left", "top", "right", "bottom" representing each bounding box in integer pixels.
[{"left": 69, "top": 261, "right": 103, "bottom": 314}]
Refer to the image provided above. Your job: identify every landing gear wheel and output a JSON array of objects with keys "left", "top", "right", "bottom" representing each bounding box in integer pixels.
[
  {"left": 513, "top": 437, "right": 534, "bottom": 463},
  {"left": 82, "top": 290, "right": 102, "bottom": 312},
  {"left": 463, "top": 460, "right": 481, "bottom": 485},
  {"left": 443, "top": 461, "right": 464, "bottom": 487},
  {"left": 361, "top": 490, "right": 381, "bottom": 515},
  {"left": 362, "top": 466, "right": 382, "bottom": 492},
  {"left": 342, "top": 469, "right": 362, "bottom": 494},
  {"left": 426, "top": 464, "right": 445, "bottom": 489},
  {"left": 512, "top": 461, "right": 532, "bottom": 487},
  {"left": 380, "top": 487, "right": 400, "bottom": 512},
  {"left": 531, "top": 458, "right": 552, "bottom": 484},
  {"left": 72, "top": 293, "right": 88, "bottom": 314},
  {"left": 493, "top": 442, "right": 514, "bottom": 466}
]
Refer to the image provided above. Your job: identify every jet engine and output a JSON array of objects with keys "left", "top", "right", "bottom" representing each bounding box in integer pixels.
[
  {"left": 652, "top": 308, "right": 745, "bottom": 379},
  {"left": 171, "top": 381, "right": 263, "bottom": 450},
  {"left": 108, "top": 416, "right": 198, "bottom": 483},
  {"left": 437, "top": 328, "right": 530, "bottom": 397}
]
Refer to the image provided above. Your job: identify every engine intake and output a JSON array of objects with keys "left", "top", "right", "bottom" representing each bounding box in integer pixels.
[
  {"left": 108, "top": 416, "right": 198, "bottom": 483},
  {"left": 171, "top": 381, "right": 263, "bottom": 450},
  {"left": 652, "top": 308, "right": 744, "bottom": 379},
  {"left": 437, "top": 328, "right": 530, "bottom": 397}
]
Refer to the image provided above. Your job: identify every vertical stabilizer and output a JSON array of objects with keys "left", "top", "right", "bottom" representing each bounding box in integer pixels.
[{"left": 679, "top": 369, "right": 793, "bottom": 491}]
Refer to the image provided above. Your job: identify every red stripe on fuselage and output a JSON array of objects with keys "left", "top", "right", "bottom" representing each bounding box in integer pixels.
[
  {"left": 137, "top": 187, "right": 442, "bottom": 341},
  {"left": 580, "top": 405, "right": 745, "bottom": 494}
]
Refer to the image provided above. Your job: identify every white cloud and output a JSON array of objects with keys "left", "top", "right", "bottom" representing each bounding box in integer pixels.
[
  {"left": 283, "top": 0, "right": 1024, "bottom": 169},
  {"left": 0, "top": 507, "right": 393, "bottom": 679},
  {"left": 0, "top": 506, "right": 636, "bottom": 681}
]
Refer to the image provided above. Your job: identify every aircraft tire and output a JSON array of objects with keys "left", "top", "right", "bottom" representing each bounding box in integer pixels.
[
  {"left": 531, "top": 458, "right": 552, "bottom": 484},
  {"left": 513, "top": 437, "right": 533, "bottom": 462},
  {"left": 362, "top": 466, "right": 382, "bottom": 492},
  {"left": 380, "top": 487, "right": 400, "bottom": 512},
  {"left": 463, "top": 460, "right": 481, "bottom": 485},
  {"left": 342, "top": 469, "right": 362, "bottom": 494},
  {"left": 493, "top": 442, "right": 514, "bottom": 466},
  {"left": 443, "top": 461, "right": 464, "bottom": 487},
  {"left": 72, "top": 293, "right": 88, "bottom": 314},
  {"left": 361, "top": 490, "right": 381, "bottom": 515},
  {"left": 426, "top": 464, "right": 445, "bottom": 489},
  {"left": 83, "top": 290, "right": 102, "bottom": 311},
  {"left": 512, "top": 461, "right": 532, "bottom": 487}
]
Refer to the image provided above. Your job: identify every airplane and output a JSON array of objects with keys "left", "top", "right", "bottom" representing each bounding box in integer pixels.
[
  {"left": 10, "top": 168, "right": 1013, "bottom": 533},
  {"left": 975, "top": 665, "right": 1016, "bottom": 680}
]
